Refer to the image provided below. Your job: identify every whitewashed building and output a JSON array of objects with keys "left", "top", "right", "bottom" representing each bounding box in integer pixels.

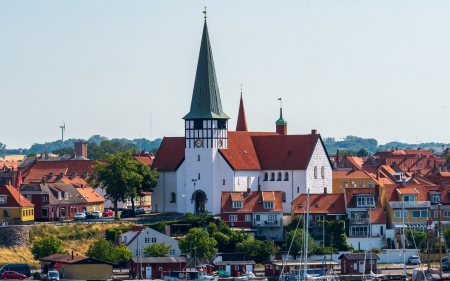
[
  {"left": 118, "top": 226, "right": 181, "bottom": 257},
  {"left": 151, "top": 20, "right": 332, "bottom": 216}
]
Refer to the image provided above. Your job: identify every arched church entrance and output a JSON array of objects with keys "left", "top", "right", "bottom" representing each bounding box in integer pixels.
[{"left": 191, "top": 190, "right": 208, "bottom": 214}]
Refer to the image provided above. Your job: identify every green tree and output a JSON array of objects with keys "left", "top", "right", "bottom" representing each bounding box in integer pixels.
[
  {"left": 286, "top": 215, "right": 305, "bottom": 232},
  {"left": 406, "top": 230, "right": 427, "bottom": 251},
  {"left": 151, "top": 147, "right": 159, "bottom": 156},
  {"left": 31, "top": 235, "right": 67, "bottom": 259},
  {"left": 356, "top": 148, "right": 369, "bottom": 157},
  {"left": 27, "top": 152, "right": 38, "bottom": 157},
  {"left": 52, "top": 147, "right": 74, "bottom": 156},
  {"left": 178, "top": 228, "right": 217, "bottom": 260},
  {"left": 213, "top": 232, "right": 231, "bottom": 252},
  {"left": 236, "top": 239, "right": 279, "bottom": 263},
  {"left": 114, "top": 243, "right": 133, "bottom": 263},
  {"left": 206, "top": 222, "right": 218, "bottom": 235},
  {"left": 143, "top": 242, "right": 172, "bottom": 257},
  {"left": 86, "top": 238, "right": 115, "bottom": 262},
  {"left": 284, "top": 229, "right": 318, "bottom": 259},
  {"left": 89, "top": 151, "right": 159, "bottom": 219}
]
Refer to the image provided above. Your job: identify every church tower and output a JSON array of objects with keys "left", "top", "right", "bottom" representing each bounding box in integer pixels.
[{"left": 182, "top": 18, "right": 229, "bottom": 215}]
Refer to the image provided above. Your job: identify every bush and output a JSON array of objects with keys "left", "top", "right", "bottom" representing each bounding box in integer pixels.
[
  {"left": 33, "top": 272, "right": 40, "bottom": 280},
  {"left": 105, "top": 226, "right": 133, "bottom": 242},
  {"left": 371, "top": 247, "right": 382, "bottom": 253}
]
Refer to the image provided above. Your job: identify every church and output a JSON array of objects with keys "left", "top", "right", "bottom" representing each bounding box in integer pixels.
[{"left": 151, "top": 19, "right": 332, "bottom": 216}]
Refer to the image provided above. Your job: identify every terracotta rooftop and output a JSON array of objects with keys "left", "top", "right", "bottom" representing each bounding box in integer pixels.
[
  {"left": 76, "top": 186, "right": 104, "bottom": 203},
  {"left": 221, "top": 190, "right": 283, "bottom": 213},
  {"left": 291, "top": 193, "right": 346, "bottom": 214},
  {"left": 333, "top": 169, "right": 374, "bottom": 179},
  {"left": 368, "top": 209, "right": 386, "bottom": 224},
  {"left": 151, "top": 137, "right": 185, "bottom": 171},
  {"left": 344, "top": 187, "right": 381, "bottom": 208},
  {"left": 0, "top": 185, "right": 34, "bottom": 207}
]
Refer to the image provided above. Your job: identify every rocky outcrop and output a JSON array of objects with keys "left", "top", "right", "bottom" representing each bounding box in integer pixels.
[{"left": 0, "top": 225, "right": 30, "bottom": 247}]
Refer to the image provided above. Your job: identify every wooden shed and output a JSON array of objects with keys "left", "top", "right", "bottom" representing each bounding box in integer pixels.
[
  {"left": 338, "top": 253, "right": 379, "bottom": 274},
  {"left": 212, "top": 260, "right": 255, "bottom": 277},
  {"left": 129, "top": 256, "right": 186, "bottom": 279}
]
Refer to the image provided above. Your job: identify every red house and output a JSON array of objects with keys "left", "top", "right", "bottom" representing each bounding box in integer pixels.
[
  {"left": 221, "top": 188, "right": 283, "bottom": 241},
  {"left": 129, "top": 257, "right": 186, "bottom": 279},
  {"left": 338, "top": 253, "right": 379, "bottom": 274}
]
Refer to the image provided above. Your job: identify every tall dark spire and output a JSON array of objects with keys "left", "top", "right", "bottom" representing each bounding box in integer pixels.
[
  {"left": 236, "top": 88, "right": 248, "bottom": 131},
  {"left": 276, "top": 98, "right": 287, "bottom": 135},
  {"left": 183, "top": 21, "right": 229, "bottom": 120}
]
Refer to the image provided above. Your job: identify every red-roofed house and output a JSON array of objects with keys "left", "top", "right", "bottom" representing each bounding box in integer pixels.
[
  {"left": 221, "top": 188, "right": 284, "bottom": 241},
  {"left": 291, "top": 192, "right": 346, "bottom": 245},
  {"left": 151, "top": 20, "right": 332, "bottom": 216},
  {"left": 344, "top": 187, "right": 387, "bottom": 250},
  {"left": 0, "top": 185, "right": 35, "bottom": 224}
]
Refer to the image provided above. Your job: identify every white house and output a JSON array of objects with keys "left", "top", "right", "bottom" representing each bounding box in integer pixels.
[
  {"left": 118, "top": 225, "right": 181, "bottom": 257},
  {"left": 151, "top": 20, "right": 333, "bottom": 216}
]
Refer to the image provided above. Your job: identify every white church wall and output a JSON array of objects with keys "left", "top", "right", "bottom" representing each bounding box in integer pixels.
[
  {"left": 306, "top": 140, "right": 332, "bottom": 194},
  {"left": 233, "top": 171, "right": 261, "bottom": 192},
  {"left": 176, "top": 162, "right": 186, "bottom": 213}
]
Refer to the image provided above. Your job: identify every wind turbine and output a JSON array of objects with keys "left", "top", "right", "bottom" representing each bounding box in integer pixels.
[{"left": 60, "top": 123, "right": 66, "bottom": 142}]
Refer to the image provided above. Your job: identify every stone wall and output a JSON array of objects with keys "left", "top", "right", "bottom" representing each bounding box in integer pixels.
[{"left": 0, "top": 225, "right": 30, "bottom": 247}]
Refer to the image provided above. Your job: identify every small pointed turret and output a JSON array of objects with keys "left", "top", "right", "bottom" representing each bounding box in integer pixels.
[
  {"left": 236, "top": 91, "right": 248, "bottom": 131},
  {"left": 183, "top": 21, "right": 229, "bottom": 120},
  {"left": 276, "top": 98, "right": 287, "bottom": 135}
]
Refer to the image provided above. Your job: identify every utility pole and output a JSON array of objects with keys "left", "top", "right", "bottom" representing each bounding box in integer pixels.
[
  {"left": 330, "top": 235, "right": 334, "bottom": 272},
  {"left": 439, "top": 203, "right": 443, "bottom": 277}
]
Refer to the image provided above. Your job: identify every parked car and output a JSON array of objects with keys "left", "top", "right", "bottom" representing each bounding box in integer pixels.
[
  {"left": 408, "top": 255, "right": 420, "bottom": 265},
  {"left": 0, "top": 264, "right": 31, "bottom": 277},
  {"left": 135, "top": 208, "right": 145, "bottom": 215},
  {"left": 120, "top": 209, "right": 133, "bottom": 218},
  {"left": 443, "top": 261, "right": 449, "bottom": 271},
  {"left": 85, "top": 212, "right": 95, "bottom": 219},
  {"left": 74, "top": 213, "right": 86, "bottom": 220},
  {"left": 1, "top": 270, "right": 27, "bottom": 280},
  {"left": 92, "top": 211, "right": 103, "bottom": 218},
  {"left": 47, "top": 270, "right": 60, "bottom": 281},
  {"left": 102, "top": 210, "right": 114, "bottom": 217}
]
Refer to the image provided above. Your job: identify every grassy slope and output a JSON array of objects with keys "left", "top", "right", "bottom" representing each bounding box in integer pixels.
[{"left": 0, "top": 222, "right": 134, "bottom": 268}]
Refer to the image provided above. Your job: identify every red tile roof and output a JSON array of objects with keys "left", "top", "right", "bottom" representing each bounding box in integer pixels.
[
  {"left": 236, "top": 96, "right": 248, "bottom": 132},
  {"left": 0, "top": 185, "right": 34, "bottom": 207},
  {"left": 76, "top": 187, "right": 105, "bottom": 203},
  {"left": 221, "top": 190, "right": 283, "bottom": 213},
  {"left": 291, "top": 193, "right": 346, "bottom": 214},
  {"left": 384, "top": 183, "right": 432, "bottom": 203},
  {"left": 368, "top": 209, "right": 386, "bottom": 224},
  {"left": 151, "top": 137, "right": 185, "bottom": 171},
  {"left": 231, "top": 193, "right": 244, "bottom": 201},
  {"left": 21, "top": 160, "right": 98, "bottom": 183},
  {"left": 134, "top": 156, "right": 154, "bottom": 166},
  {"left": 0, "top": 161, "right": 20, "bottom": 170},
  {"left": 333, "top": 170, "right": 374, "bottom": 179}
]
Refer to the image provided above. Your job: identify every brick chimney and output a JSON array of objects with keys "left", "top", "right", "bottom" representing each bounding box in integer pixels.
[{"left": 74, "top": 141, "right": 88, "bottom": 158}]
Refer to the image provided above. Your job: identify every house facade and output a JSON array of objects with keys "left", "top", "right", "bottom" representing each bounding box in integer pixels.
[
  {"left": 0, "top": 185, "right": 34, "bottom": 224},
  {"left": 221, "top": 189, "right": 284, "bottom": 241},
  {"left": 118, "top": 226, "right": 181, "bottom": 258},
  {"left": 129, "top": 257, "right": 186, "bottom": 279},
  {"left": 332, "top": 169, "right": 378, "bottom": 194},
  {"left": 151, "top": 20, "right": 332, "bottom": 216},
  {"left": 338, "top": 253, "right": 379, "bottom": 274}
]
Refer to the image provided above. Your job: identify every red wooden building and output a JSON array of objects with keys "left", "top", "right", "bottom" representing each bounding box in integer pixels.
[
  {"left": 129, "top": 257, "right": 186, "bottom": 279},
  {"left": 212, "top": 261, "right": 255, "bottom": 277},
  {"left": 338, "top": 253, "right": 379, "bottom": 274}
]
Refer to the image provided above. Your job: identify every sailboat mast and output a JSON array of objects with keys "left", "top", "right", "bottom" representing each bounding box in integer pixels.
[
  {"left": 304, "top": 188, "right": 310, "bottom": 280},
  {"left": 403, "top": 202, "right": 406, "bottom": 276}
]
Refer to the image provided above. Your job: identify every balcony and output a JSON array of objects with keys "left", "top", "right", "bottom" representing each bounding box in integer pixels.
[
  {"left": 389, "top": 201, "right": 430, "bottom": 208},
  {"left": 349, "top": 231, "right": 368, "bottom": 237},
  {"left": 350, "top": 218, "right": 370, "bottom": 224},
  {"left": 255, "top": 220, "right": 282, "bottom": 227}
]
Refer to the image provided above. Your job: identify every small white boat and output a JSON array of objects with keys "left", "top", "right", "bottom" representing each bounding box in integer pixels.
[{"left": 164, "top": 270, "right": 218, "bottom": 281}]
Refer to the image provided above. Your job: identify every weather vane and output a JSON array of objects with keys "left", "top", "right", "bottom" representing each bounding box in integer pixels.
[{"left": 203, "top": 7, "right": 207, "bottom": 19}]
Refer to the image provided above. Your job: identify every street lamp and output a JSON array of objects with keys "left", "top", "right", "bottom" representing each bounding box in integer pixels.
[{"left": 191, "top": 179, "right": 197, "bottom": 203}]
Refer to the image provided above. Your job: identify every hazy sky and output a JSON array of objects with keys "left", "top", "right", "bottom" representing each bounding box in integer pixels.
[{"left": 2, "top": 1, "right": 450, "bottom": 149}]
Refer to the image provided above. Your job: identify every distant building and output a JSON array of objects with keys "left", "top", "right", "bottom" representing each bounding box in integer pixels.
[{"left": 0, "top": 185, "right": 34, "bottom": 224}]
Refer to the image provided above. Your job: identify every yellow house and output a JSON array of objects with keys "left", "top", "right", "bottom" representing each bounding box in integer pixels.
[
  {"left": 332, "top": 169, "right": 380, "bottom": 194},
  {"left": 76, "top": 185, "right": 105, "bottom": 212},
  {"left": 0, "top": 185, "right": 34, "bottom": 223},
  {"left": 384, "top": 183, "right": 430, "bottom": 235}
]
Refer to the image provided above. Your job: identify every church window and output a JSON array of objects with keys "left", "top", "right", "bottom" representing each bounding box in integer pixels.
[
  {"left": 217, "top": 120, "right": 227, "bottom": 129},
  {"left": 321, "top": 166, "right": 325, "bottom": 179},
  {"left": 263, "top": 173, "right": 268, "bottom": 181},
  {"left": 314, "top": 166, "right": 318, "bottom": 179},
  {"left": 297, "top": 186, "right": 299, "bottom": 193},
  {"left": 223, "top": 179, "right": 225, "bottom": 185},
  {"left": 198, "top": 155, "right": 200, "bottom": 161},
  {"left": 198, "top": 173, "right": 200, "bottom": 180},
  {"left": 284, "top": 172, "right": 289, "bottom": 181},
  {"left": 282, "top": 192, "right": 286, "bottom": 203},
  {"left": 170, "top": 192, "right": 176, "bottom": 203},
  {"left": 270, "top": 173, "right": 275, "bottom": 181},
  {"left": 277, "top": 172, "right": 282, "bottom": 181},
  {"left": 194, "top": 120, "right": 203, "bottom": 129}
]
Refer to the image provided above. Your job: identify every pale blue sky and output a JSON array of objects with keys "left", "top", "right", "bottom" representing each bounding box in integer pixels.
[{"left": 2, "top": 1, "right": 450, "bottom": 149}]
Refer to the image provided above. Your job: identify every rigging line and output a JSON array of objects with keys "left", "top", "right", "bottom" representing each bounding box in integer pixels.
[
  {"left": 405, "top": 213, "right": 427, "bottom": 279},
  {"left": 278, "top": 201, "right": 306, "bottom": 281}
]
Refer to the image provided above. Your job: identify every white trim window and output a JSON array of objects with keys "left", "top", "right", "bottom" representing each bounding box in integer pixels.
[
  {"left": 412, "top": 210, "right": 428, "bottom": 218},
  {"left": 245, "top": 214, "right": 251, "bottom": 221},
  {"left": 368, "top": 181, "right": 374, "bottom": 188},
  {"left": 232, "top": 201, "right": 243, "bottom": 208},
  {"left": 403, "top": 195, "right": 415, "bottom": 202},
  {"left": 268, "top": 214, "right": 278, "bottom": 222},
  {"left": 432, "top": 195, "right": 441, "bottom": 203},
  {"left": 264, "top": 201, "right": 274, "bottom": 209},
  {"left": 394, "top": 210, "right": 408, "bottom": 218},
  {"left": 444, "top": 210, "right": 450, "bottom": 218},
  {"left": 356, "top": 197, "right": 374, "bottom": 207},
  {"left": 229, "top": 215, "right": 238, "bottom": 222}
]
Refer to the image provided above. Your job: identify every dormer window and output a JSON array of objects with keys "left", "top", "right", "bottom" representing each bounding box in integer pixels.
[
  {"left": 232, "top": 201, "right": 243, "bottom": 208},
  {"left": 58, "top": 192, "right": 62, "bottom": 200},
  {"left": 432, "top": 195, "right": 441, "bottom": 203},
  {"left": 356, "top": 196, "right": 375, "bottom": 207},
  {"left": 264, "top": 201, "right": 274, "bottom": 209},
  {"left": 403, "top": 195, "right": 415, "bottom": 202},
  {"left": 64, "top": 192, "right": 69, "bottom": 200},
  {"left": 0, "top": 196, "right": 7, "bottom": 204},
  {"left": 343, "top": 182, "right": 348, "bottom": 188}
]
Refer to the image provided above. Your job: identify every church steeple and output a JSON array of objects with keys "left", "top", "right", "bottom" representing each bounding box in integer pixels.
[
  {"left": 236, "top": 90, "right": 248, "bottom": 131},
  {"left": 276, "top": 98, "right": 287, "bottom": 135},
  {"left": 183, "top": 21, "right": 229, "bottom": 120}
]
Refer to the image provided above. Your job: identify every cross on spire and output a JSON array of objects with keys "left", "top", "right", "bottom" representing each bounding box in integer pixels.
[{"left": 203, "top": 7, "right": 207, "bottom": 19}]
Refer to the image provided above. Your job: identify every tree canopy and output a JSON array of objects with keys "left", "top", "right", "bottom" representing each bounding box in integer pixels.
[
  {"left": 86, "top": 238, "right": 133, "bottom": 263},
  {"left": 31, "top": 235, "right": 67, "bottom": 259},
  {"left": 178, "top": 228, "right": 218, "bottom": 260},
  {"left": 0, "top": 142, "right": 6, "bottom": 159},
  {"left": 89, "top": 151, "right": 159, "bottom": 218},
  {"left": 143, "top": 242, "right": 172, "bottom": 257}
]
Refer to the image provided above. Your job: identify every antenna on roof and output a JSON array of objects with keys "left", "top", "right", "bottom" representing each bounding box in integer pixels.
[{"left": 60, "top": 122, "right": 66, "bottom": 142}]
